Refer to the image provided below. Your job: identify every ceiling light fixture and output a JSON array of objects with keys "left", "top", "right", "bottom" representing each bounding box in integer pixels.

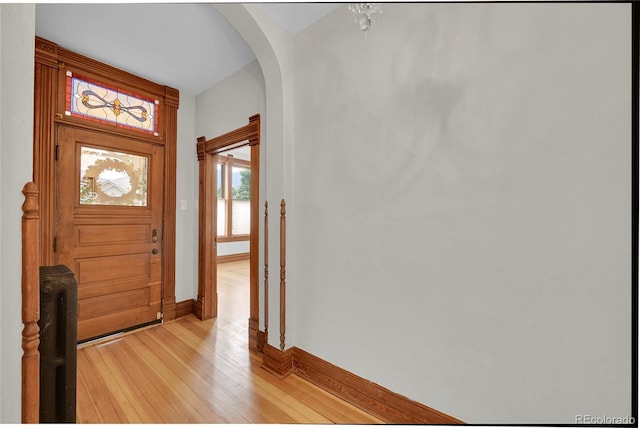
[{"left": 348, "top": 3, "right": 382, "bottom": 34}]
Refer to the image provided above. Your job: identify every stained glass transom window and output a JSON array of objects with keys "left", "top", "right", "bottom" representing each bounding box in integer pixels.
[{"left": 66, "top": 71, "right": 159, "bottom": 135}]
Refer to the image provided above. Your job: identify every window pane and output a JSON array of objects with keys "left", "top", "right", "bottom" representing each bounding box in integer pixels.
[
  {"left": 217, "top": 199, "right": 226, "bottom": 236},
  {"left": 216, "top": 162, "right": 225, "bottom": 236},
  {"left": 67, "top": 73, "right": 158, "bottom": 135},
  {"left": 232, "top": 166, "right": 250, "bottom": 200},
  {"left": 231, "top": 166, "right": 250, "bottom": 235},
  {"left": 232, "top": 199, "right": 250, "bottom": 235},
  {"left": 217, "top": 163, "right": 224, "bottom": 198},
  {"left": 80, "top": 146, "right": 148, "bottom": 206}
]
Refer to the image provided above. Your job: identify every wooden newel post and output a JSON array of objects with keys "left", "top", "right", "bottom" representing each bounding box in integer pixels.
[
  {"left": 22, "top": 182, "right": 40, "bottom": 423},
  {"left": 279, "top": 199, "right": 286, "bottom": 351},
  {"left": 264, "top": 201, "right": 269, "bottom": 341}
]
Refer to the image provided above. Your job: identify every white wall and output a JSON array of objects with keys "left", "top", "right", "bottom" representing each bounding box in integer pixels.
[
  {"left": 1, "top": 11, "right": 4, "bottom": 419},
  {"left": 195, "top": 59, "right": 266, "bottom": 258},
  {"left": 291, "top": 3, "right": 631, "bottom": 424},
  {"left": 196, "top": 59, "right": 265, "bottom": 138},
  {"left": 0, "top": 4, "right": 35, "bottom": 423},
  {"left": 175, "top": 93, "right": 198, "bottom": 301}
]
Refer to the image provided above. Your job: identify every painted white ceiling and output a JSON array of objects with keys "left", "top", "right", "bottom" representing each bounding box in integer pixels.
[
  {"left": 35, "top": 3, "right": 341, "bottom": 96},
  {"left": 257, "top": 3, "right": 341, "bottom": 34}
]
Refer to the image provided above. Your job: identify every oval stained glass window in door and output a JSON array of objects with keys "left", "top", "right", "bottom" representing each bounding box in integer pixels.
[{"left": 80, "top": 146, "right": 148, "bottom": 206}]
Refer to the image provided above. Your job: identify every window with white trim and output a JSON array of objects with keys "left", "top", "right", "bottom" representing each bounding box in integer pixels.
[{"left": 217, "top": 154, "right": 250, "bottom": 241}]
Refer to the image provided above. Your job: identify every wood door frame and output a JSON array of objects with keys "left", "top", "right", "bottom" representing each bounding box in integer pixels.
[
  {"left": 26, "top": 37, "right": 180, "bottom": 420},
  {"left": 33, "top": 36, "right": 179, "bottom": 322},
  {"left": 196, "top": 114, "right": 261, "bottom": 352}
]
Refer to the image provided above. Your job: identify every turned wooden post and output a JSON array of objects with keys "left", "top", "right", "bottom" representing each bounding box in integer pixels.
[
  {"left": 264, "top": 201, "right": 269, "bottom": 341},
  {"left": 22, "top": 182, "right": 40, "bottom": 423},
  {"left": 280, "top": 199, "right": 286, "bottom": 351}
]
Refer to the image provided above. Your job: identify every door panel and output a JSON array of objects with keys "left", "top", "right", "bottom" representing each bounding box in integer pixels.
[
  {"left": 76, "top": 224, "right": 149, "bottom": 246},
  {"left": 56, "top": 126, "right": 164, "bottom": 342}
]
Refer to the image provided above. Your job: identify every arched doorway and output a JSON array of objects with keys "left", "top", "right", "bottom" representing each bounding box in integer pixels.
[{"left": 213, "top": 3, "right": 292, "bottom": 351}]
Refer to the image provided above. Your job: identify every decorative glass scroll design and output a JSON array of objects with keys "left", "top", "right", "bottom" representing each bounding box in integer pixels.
[
  {"left": 80, "top": 146, "right": 148, "bottom": 206},
  {"left": 66, "top": 71, "right": 159, "bottom": 135}
]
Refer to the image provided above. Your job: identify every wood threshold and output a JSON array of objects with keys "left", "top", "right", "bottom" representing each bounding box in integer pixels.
[{"left": 77, "top": 322, "right": 161, "bottom": 350}]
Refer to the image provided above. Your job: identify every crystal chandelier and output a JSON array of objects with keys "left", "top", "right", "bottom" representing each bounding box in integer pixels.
[{"left": 348, "top": 3, "right": 382, "bottom": 33}]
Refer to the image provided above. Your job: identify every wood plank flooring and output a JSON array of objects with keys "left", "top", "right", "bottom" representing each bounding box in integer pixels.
[{"left": 77, "top": 260, "right": 383, "bottom": 424}]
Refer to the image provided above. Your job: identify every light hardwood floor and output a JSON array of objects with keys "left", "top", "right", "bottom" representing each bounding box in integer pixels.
[{"left": 76, "top": 260, "right": 383, "bottom": 424}]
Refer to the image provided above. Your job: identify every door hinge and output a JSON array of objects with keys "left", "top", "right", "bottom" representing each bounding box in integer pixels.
[
  {"left": 53, "top": 236, "right": 57, "bottom": 253},
  {"left": 157, "top": 312, "right": 163, "bottom": 320},
  {"left": 55, "top": 145, "right": 60, "bottom": 161}
]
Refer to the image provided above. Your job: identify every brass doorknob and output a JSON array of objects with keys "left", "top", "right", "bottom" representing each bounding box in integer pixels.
[{"left": 152, "top": 248, "right": 159, "bottom": 255}]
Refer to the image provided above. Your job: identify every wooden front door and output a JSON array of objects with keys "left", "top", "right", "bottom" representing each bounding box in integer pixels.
[{"left": 56, "top": 126, "right": 164, "bottom": 342}]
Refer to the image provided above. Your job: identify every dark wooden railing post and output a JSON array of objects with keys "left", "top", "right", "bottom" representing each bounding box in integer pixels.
[
  {"left": 280, "top": 199, "right": 286, "bottom": 351},
  {"left": 264, "top": 201, "right": 269, "bottom": 342}
]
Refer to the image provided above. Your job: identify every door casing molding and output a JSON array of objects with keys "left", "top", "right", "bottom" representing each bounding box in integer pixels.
[
  {"left": 196, "top": 114, "right": 261, "bottom": 352},
  {"left": 29, "top": 35, "right": 179, "bottom": 422},
  {"left": 33, "top": 37, "right": 179, "bottom": 325}
]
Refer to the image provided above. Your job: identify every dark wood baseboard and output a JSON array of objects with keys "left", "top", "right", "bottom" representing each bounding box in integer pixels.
[
  {"left": 248, "top": 317, "right": 259, "bottom": 353},
  {"left": 260, "top": 345, "right": 463, "bottom": 424},
  {"left": 162, "top": 296, "right": 177, "bottom": 322},
  {"left": 217, "top": 252, "right": 250, "bottom": 264},
  {"left": 262, "top": 344, "right": 294, "bottom": 378},
  {"left": 256, "top": 330, "right": 267, "bottom": 354},
  {"left": 293, "top": 347, "right": 463, "bottom": 424},
  {"left": 175, "top": 299, "right": 195, "bottom": 319},
  {"left": 193, "top": 297, "right": 203, "bottom": 320}
]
